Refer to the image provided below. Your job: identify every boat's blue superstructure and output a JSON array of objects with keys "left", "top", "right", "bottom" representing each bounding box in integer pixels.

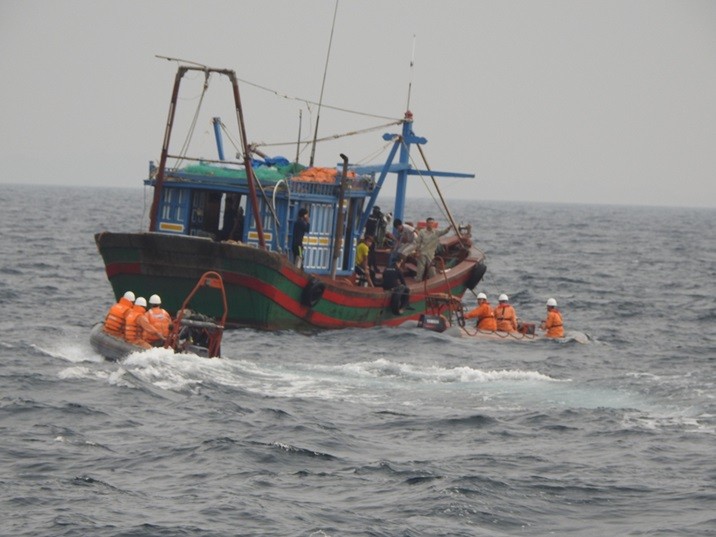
[{"left": 145, "top": 109, "right": 474, "bottom": 278}]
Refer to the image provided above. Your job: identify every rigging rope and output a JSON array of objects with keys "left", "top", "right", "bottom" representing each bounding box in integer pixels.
[
  {"left": 254, "top": 120, "right": 402, "bottom": 150},
  {"left": 157, "top": 54, "right": 402, "bottom": 122},
  {"left": 173, "top": 70, "right": 210, "bottom": 168}
]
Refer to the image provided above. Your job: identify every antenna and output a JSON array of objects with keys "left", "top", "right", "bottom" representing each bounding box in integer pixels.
[
  {"left": 295, "top": 109, "right": 303, "bottom": 165},
  {"left": 309, "top": 0, "right": 339, "bottom": 167},
  {"left": 406, "top": 35, "right": 416, "bottom": 111}
]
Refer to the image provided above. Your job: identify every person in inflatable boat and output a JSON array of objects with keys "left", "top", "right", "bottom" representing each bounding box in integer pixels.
[
  {"left": 540, "top": 298, "right": 564, "bottom": 338},
  {"left": 124, "top": 297, "right": 161, "bottom": 349},
  {"left": 143, "top": 294, "right": 172, "bottom": 346},
  {"left": 103, "top": 291, "right": 135, "bottom": 338},
  {"left": 464, "top": 292, "right": 497, "bottom": 331},
  {"left": 494, "top": 294, "right": 519, "bottom": 333}
]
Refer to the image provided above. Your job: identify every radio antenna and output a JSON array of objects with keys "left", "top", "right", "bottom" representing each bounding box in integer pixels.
[{"left": 406, "top": 35, "right": 416, "bottom": 110}]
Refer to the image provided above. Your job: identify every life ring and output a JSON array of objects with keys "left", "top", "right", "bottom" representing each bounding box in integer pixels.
[
  {"left": 390, "top": 284, "right": 410, "bottom": 315},
  {"left": 301, "top": 278, "right": 325, "bottom": 308},
  {"left": 465, "top": 261, "right": 487, "bottom": 290}
]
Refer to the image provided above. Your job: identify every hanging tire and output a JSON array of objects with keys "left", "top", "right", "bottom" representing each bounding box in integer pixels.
[
  {"left": 465, "top": 261, "right": 487, "bottom": 290},
  {"left": 301, "top": 278, "right": 326, "bottom": 308},
  {"left": 390, "top": 284, "right": 410, "bottom": 315}
]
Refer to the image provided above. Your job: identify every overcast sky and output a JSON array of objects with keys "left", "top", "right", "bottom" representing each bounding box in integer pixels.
[{"left": 2, "top": 0, "right": 715, "bottom": 208}]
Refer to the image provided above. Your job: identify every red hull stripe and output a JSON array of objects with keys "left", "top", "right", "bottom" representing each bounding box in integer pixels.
[
  {"left": 103, "top": 262, "right": 464, "bottom": 328},
  {"left": 106, "top": 262, "right": 142, "bottom": 279}
]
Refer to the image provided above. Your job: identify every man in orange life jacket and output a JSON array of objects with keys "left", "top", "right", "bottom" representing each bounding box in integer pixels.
[
  {"left": 143, "top": 294, "right": 172, "bottom": 346},
  {"left": 124, "top": 297, "right": 161, "bottom": 349},
  {"left": 540, "top": 298, "right": 564, "bottom": 338},
  {"left": 464, "top": 292, "right": 497, "bottom": 331},
  {"left": 103, "top": 291, "right": 135, "bottom": 338},
  {"left": 494, "top": 293, "right": 518, "bottom": 332}
]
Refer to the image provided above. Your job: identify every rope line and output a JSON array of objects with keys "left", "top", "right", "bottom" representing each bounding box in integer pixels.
[
  {"left": 173, "top": 70, "right": 210, "bottom": 169},
  {"left": 253, "top": 120, "right": 403, "bottom": 149}
]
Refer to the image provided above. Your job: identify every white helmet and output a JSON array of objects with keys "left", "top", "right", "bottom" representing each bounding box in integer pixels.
[
  {"left": 546, "top": 298, "right": 557, "bottom": 307},
  {"left": 477, "top": 292, "right": 487, "bottom": 300},
  {"left": 135, "top": 297, "right": 147, "bottom": 308},
  {"left": 123, "top": 291, "right": 136, "bottom": 302},
  {"left": 498, "top": 293, "right": 509, "bottom": 302},
  {"left": 149, "top": 294, "right": 161, "bottom": 306}
]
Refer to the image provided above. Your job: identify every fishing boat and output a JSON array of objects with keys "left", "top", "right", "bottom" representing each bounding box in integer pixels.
[{"left": 95, "top": 64, "right": 486, "bottom": 330}]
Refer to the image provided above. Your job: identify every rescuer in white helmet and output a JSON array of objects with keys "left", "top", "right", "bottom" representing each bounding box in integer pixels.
[
  {"left": 103, "top": 290, "right": 136, "bottom": 338},
  {"left": 143, "top": 294, "right": 173, "bottom": 346},
  {"left": 494, "top": 293, "right": 518, "bottom": 333},
  {"left": 464, "top": 292, "right": 497, "bottom": 331},
  {"left": 540, "top": 298, "right": 564, "bottom": 338}
]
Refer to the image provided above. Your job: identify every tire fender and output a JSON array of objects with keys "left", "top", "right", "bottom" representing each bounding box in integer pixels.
[
  {"left": 465, "top": 261, "right": 487, "bottom": 290},
  {"left": 301, "top": 278, "right": 326, "bottom": 308}
]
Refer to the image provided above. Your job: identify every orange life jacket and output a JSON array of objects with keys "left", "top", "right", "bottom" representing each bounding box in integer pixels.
[
  {"left": 124, "top": 305, "right": 147, "bottom": 343},
  {"left": 495, "top": 304, "right": 517, "bottom": 332},
  {"left": 543, "top": 309, "right": 564, "bottom": 338},
  {"left": 144, "top": 307, "right": 171, "bottom": 343},
  {"left": 465, "top": 302, "right": 497, "bottom": 331},
  {"left": 103, "top": 297, "right": 133, "bottom": 337}
]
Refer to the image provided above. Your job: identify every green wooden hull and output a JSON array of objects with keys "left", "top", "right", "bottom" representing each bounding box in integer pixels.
[{"left": 95, "top": 232, "right": 485, "bottom": 331}]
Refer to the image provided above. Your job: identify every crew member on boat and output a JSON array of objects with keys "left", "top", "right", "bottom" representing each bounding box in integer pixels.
[
  {"left": 354, "top": 235, "right": 375, "bottom": 287},
  {"left": 292, "top": 208, "right": 310, "bottom": 268},
  {"left": 389, "top": 218, "right": 417, "bottom": 270},
  {"left": 464, "top": 292, "right": 497, "bottom": 331},
  {"left": 381, "top": 260, "right": 406, "bottom": 291},
  {"left": 494, "top": 294, "right": 518, "bottom": 333},
  {"left": 414, "top": 217, "right": 452, "bottom": 281},
  {"left": 124, "top": 297, "right": 160, "bottom": 349},
  {"left": 143, "top": 294, "right": 172, "bottom": 346},
  {"left": 103, "top": 291, "right": 135, "bottom": 338},
  {"left": 540, "top": 298, "right": 564, "bottom": 338}
]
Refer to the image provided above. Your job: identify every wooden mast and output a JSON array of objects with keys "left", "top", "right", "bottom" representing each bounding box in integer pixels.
[
  {"left": 149, "top": 66, "right": 187, "bottom": 232},
  {"left": 149, "top": 66, "right": 265, "bottom": 248}
]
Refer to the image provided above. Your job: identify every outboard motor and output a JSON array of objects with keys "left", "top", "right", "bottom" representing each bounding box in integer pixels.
[{"left": 417, "top": 314, "right": 448, "bottom": 333}]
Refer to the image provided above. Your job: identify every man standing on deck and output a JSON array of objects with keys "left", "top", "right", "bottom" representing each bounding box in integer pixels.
[
  {"left": 354, "top": 235, "right": 375, "bottom": 287},
  {"left": 381, "top": 260, "right": 406, "bottom": 291},
  {"left": 414, "top": 217, "right": 452, "bottom": 281},
  {"left": 389, "top": 218, "right": 417, "bottom": 270},
  {"left": 292, "top": 208, "right": 310, "bottom": 268}
]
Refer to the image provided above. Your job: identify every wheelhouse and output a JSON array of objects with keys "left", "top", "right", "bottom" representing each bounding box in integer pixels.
[{"left": 145, "top": 158, "right": 379, "bottom": 277}]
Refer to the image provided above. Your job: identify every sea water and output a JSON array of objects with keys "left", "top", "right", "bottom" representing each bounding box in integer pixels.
[{"left": 1, "top": 184, "right": 714, "bottom": 536}]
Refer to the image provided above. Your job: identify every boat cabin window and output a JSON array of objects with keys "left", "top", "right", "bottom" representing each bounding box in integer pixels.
[{"left": 161, "top": 189, "right": 187, "bottom": 223}]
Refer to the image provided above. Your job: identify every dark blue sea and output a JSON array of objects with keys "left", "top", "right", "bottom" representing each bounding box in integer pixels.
[{"left": 1, "top": 184, "right": 715, "bottom": 536}]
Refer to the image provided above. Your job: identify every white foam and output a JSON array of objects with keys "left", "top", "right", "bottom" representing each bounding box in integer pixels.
[{"left": 36, "top": 342, "right": 104, "bottom": 363}]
